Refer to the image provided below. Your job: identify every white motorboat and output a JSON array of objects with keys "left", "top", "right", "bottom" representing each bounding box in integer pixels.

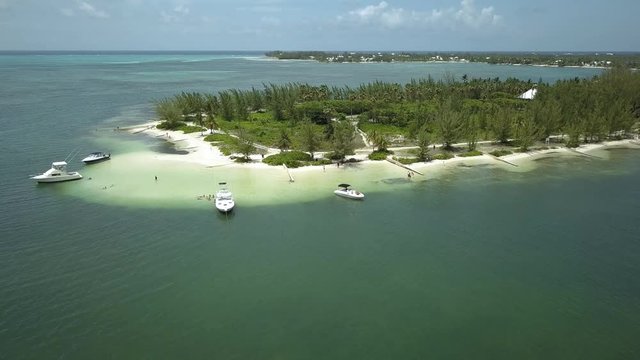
[
  {"left": 82, "top": 152, "right": 111, "bottom": 164},
  {"left": 31, "top": 161, "right": 83, "bottom": 183},
  {"left": 215, "top": 182, "right": 235, "bottom": 213},
  {"left": 334, "top": 183, "right": 365, "bottom": 200}
]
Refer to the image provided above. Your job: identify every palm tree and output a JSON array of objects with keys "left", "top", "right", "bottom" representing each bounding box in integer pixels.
[
  {"left": 331, "top": 120, "right": 356, "bottom": 160},
  {"left": 514, "top": 113, "right": 540, "bottom": 151},
  {"left": 218, "top": 91, "right": 235, "bottom": 121},
  {"left": 416, "top": 127, "right": 431, "bottom": 161},
  {"left": 234, "top": 127, "right": 256, "bottom": 161},
  {"left": 463, "top": 113, "right": 480, "bottom": 151},
  {"left": 277, "top": 128, "right": 292, "bottom": 152},
  {"left": 299, "top": 122, "right": 321, "bottom": 159},
  {"left": 155, "top": 98, "right": 183, "bottom": 129},
  {"left": 435, "top": 99, "right": 463, "bottom": 149},
  {"left": 368, "top": 129, "right": 389, "bottom": 151},
  {"left": 490, "top": 107, "right": 513, "bottom": 144}
]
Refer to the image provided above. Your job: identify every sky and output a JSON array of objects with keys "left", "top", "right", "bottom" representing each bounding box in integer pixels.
[{"left": 0, "top": 0, "right": 638, "bottom": 51}]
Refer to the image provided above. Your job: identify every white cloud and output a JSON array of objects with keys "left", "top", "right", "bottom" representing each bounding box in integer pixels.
[
  {"left": 238, "top": 5, "right": 282, "bottom": 13},
  {"left": 160, "top": 4, "right": 191, "bottom": 23},
  {"left": 174, "top": 5, "right": 189, "bottom": 15},
  {"left": 339, "top": 0, "right": 501, "bottom": 30},
  {"left": 76, "top": 1, "right": 109, "bottom": 19},
  {"left": 455, "top": 0, "right": 501, "bottom": 27}
]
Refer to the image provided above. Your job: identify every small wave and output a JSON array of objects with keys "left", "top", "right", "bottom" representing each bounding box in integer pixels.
[
  {"left": 105, "top": 61, "right": 142, "bottom": 65},
  {"left": 244, "top": 56, "right": 279, "bottom": 62}
]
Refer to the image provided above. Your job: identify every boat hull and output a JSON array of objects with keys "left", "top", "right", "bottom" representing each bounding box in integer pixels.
[
  {"left": 32, "top": 173, "right": 83, "bottom": 183},
  {"left": 215, "top": 201, "right": 235, "bottom": 213},
  {"left": 334, "top": 189, "right": 365, "bottom": 200},
  {"left": 82, "top": 154, "right": 111, "bottom": 163}
]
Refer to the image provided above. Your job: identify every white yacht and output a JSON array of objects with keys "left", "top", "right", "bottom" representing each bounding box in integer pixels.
[
  {"left": 215, "top": 182, "right": 235, "bottom": 213},
  {"left": 334, "top": 183, "right": 365, "bottom": 200},
  {"left": 31, "top": 161, "right": 83, "bottom": 183},
  {"left": 82, "top": 152, "right": 111, "bottom": 164}
]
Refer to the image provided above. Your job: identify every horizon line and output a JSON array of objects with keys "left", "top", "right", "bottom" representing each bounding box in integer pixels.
[{"left": 1, "top": 49, "right": 639, "bottom": 54}]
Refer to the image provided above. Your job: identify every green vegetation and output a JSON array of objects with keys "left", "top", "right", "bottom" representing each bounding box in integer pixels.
[
  {"left": 263, "top": 151, "right": 331, "bottom": 168},
  {"left": 331, "top": 119, "right": 357, "bottom": 160},
  {"left": 393, "top": 156, "right": 421, "bottom": 164},
  {"left": 298, "top": 122, "right": 322, "bottom": 159},
  {"left": 266, "top": 51, "right": 640, "bottom": 68},
  {"left": 433, "top": 152, "right": 455, "bottom": 160},
  {"left": 155, "top": 66, "right": 640, "bottom": 166},
  {"left": 177, "top": 125, "right": 205, "bottom": 134},
  {"left": 489, "top": 149, "right": 513, "bottom": 157},
  {"left": 368, "top": 149, "right": 392, "bottom": 160},
  {"left": 157, "top": 120, "right": 187, "bottom": 130},
  {"left": 459, "top": 150, "right": 483, "bottom": 157},
  {"left": 263, "top": 151, "right": 311, "bottom": 167},
  {"left": 204, "top": 133, "right": 233, "bottom": 142}
]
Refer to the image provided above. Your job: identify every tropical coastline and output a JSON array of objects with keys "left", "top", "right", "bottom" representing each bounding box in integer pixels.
[
  {"left": 55, "top": 119, "right": 635, "bottom": 209},
  {"left": 58, "top": 125, "right": 637, "bottom": 211},
  {"left": 129, "top": 119, "right": 640, "bottom": 170}
]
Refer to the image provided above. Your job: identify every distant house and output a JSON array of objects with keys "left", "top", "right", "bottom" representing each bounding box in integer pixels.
[{"left": 518, "top": 88, "right": 538, "bottom": 100}]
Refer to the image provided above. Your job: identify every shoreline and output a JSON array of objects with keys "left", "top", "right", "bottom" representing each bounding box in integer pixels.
[
  {"left": 128, "top": 121, "right": 640, "bottom": 173},
  {"left": 64, "top": 122, "right": 640, "bottom": 209},
  {"left": 265, "top": 57, "right": 613, "bottom": 70}
]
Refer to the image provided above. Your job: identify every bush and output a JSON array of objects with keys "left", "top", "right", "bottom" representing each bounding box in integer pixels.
[
  {"left": 232, "top": 156, "right": 252, "bottom": 163},
  {"left": 489, "top": 149, "right": 513, "bottom": 157},
  {"left": 459, "top": 150, "right": 483, "bottom": 157},
  {"left": 433, "top": 152, "right": 454, "bottom": 160},
  {"left": 178, "top": 125, "right": 205, "bottom": 134},
  {"left": 218, "top": 144, "right": 234, "bottom": 156},
  {"left": 204, "top": 133, "right": 233, "bottom": 142},
  {"left": 263, "top": 151, "right": 312, "bottom": 167},
  {"left": 368, "top": 150, "right": 392, "bottom": 160},
  {"left": 157, "top": 121, "right": 187, "bottom": 130},
  {"left": 294, "top": 102, "right": 333, "bottom": 124},
  {"left": 325, "top": 152, "right": 344, "bottom": 161},
  {"left": 393, "top": 157, "right": 420, "bottom": 164}
]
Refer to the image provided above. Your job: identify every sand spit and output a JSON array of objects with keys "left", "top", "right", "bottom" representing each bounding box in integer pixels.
[{"left": 64, "top": 123, "right": 639, "bottom": 209}]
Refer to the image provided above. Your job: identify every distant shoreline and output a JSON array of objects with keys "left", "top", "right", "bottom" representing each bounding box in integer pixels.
[{"left": 264, "top": 51, "right": 640, "bottom": 69}]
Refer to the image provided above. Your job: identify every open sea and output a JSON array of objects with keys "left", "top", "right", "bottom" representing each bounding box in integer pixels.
[{"left": 1, "top": 52, "right": 639, "bottom": 359}]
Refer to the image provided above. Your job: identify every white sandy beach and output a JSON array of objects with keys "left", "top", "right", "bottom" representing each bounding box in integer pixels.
[
  {"left": 128, "top": 120, "right": 639, "bottom": 171},
  {"left": 66, "top": 121, "right": 639, "bottom": 209}
]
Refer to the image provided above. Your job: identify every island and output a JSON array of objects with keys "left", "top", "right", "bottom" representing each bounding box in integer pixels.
[
  {"left": 265, "top": 51, "right": 640, "bottom": 69},
  {"left": 141, "top": 66, "right": 639, "bottom": 170}
]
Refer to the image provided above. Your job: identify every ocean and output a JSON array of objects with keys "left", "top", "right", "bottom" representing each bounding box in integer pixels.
[{"left": 1, "top": 52, "right": 639, "bottom": 359}]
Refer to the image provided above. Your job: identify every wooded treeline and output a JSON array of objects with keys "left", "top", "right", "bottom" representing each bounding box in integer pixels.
[
  {"left": 266, "top": 51, "right": 640, "bottom": 68},
  {"left": 155, "top": 67, "right": 639, "bottom": 158}
]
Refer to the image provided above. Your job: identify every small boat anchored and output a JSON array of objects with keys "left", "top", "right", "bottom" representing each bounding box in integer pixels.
[
  {"left": 334, "top": 183, "right": 365, "bottom": 200},
  {"left": 31, "top": 161, "right": 83, "bottom": 183},
  {"left": 82, "top": 152, "right": 111, "bottom": 164},
  {"left": 215, "top": 182, "right": 235, "bottom": 213}
]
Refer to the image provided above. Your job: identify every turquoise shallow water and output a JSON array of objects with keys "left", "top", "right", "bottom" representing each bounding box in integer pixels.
[{"left": 1, "top": 53, "right": 639, "bottom": 359}]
